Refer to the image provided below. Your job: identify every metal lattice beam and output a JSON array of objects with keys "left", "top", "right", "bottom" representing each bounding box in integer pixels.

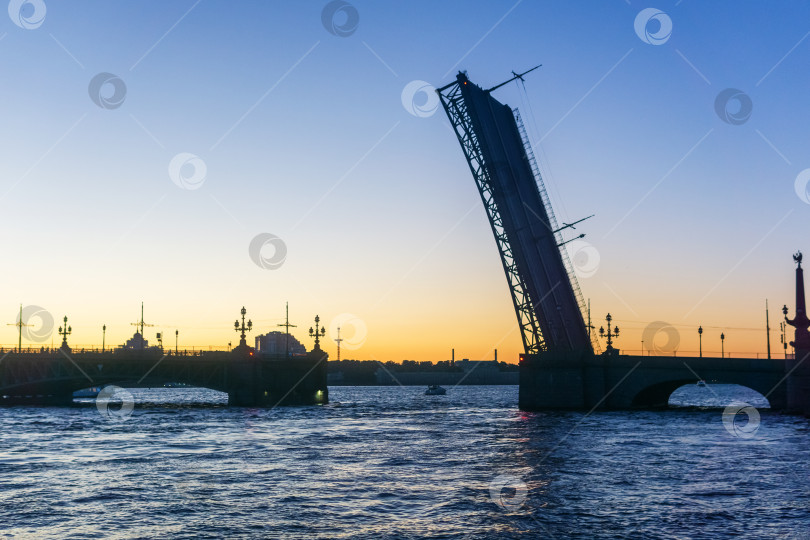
[
  {"left": 439, "top": 79, "right": 545, "bottom": 353},
  {"left": 438, "top": 72, "right": 593, "bottom": 354}
]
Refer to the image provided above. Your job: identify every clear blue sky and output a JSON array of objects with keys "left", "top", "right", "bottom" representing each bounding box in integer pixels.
[{"left": 0, "top": 1, "right": 808, "bottom": 359}]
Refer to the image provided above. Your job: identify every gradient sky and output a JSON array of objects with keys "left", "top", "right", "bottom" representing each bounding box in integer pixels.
[{"left": 0, "top": 1, "right": 809, "bottom": 362}]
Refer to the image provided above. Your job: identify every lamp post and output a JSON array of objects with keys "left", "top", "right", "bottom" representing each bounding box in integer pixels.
[
  {"left": 698, "top": 326, "right": 703, "bottom": 358},
  {"left": 599, "top": 313, "right": 619, "bottom": 352},
  {"left": 234, "top": 306, "right": 253, "bottom": 348},
  {"left": 720, "top": 332, "right": 725, "bottom": 358},
  {"left": 782, "top": 304, "right": 795, "bottom": 356},
  {"left": 102, "top": 324, "right": 106, "bottom": 352},
  {"left": 58, "top": 316, "right": 72, "bottom": 351},
  {"left": 175, "top": 329, "right": 179, "bottom": 354},
  {"left": 309, "top": 315, "right": 326, "bottom": 351}
]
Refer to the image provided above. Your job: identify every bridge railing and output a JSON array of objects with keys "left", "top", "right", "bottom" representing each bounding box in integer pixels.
[
  {"left": 0, "top": 346, "right": 314, "bottom": 360},
  {"left": 0, "top": 345, "right": 233, "bottom": 355},
  {"left": 619, "top": 349, "right": 792, "bottom": 359}
]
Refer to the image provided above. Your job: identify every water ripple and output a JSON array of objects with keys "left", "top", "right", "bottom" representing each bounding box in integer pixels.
[{"left": 0, "top": 385, "right": 807, "bottom": 538}]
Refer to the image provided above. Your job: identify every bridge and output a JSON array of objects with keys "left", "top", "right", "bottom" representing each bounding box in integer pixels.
[
  {"left": 438, "top": 71, "right": 810, "bottom": 414},
  {"left": 0, "top": 347, "right": 328, "bottom": 406},
  {"left": 0, "top": 309, "right": 329, "bottom": 407},
  {"left": 518, "top": 350, "right": 787, "bottom": 410}
]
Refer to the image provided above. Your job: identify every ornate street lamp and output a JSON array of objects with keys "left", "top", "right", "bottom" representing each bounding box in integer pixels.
[
  {"left": 309, "top": 315, "right": 326, "bottom": 350},
  {"left": 599, "top": 313, "right": 619, "bottom": 352},
  {"left": 234, "top": 306, "right": 253, "bottom": 348},
  {"left": 58, "top": 316, "right": 72, "bottom": 351}
]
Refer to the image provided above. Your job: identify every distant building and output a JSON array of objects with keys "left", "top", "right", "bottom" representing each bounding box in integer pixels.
[
  {"left": 372, "top": 358, "right": 515, "bottom": 386},
  {"left": 456, "top": 359, "right": 499, "bottom": 374},
  {"left": 124, "top": 332, "right": 149, "bottom": 350},
  {"left": 255, "top": 331, "right": 306, "bottom": 355}
]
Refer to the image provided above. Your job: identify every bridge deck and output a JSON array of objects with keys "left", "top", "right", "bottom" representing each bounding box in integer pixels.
[{"left": 519, "top": 351, "right": 787, "bottom": 410}]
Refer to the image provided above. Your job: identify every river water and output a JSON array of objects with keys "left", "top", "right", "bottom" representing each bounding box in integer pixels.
[{"left": 0, "top": 385, "right": 807, "bottom": 539}]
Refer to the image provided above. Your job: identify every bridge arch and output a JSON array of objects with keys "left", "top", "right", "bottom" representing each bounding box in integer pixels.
[
  {"left": 629, "top": 378, "right": 775, "bottom": 409},
  {"left": 631, "top": 379, "right": 695, "bottom": 408}
]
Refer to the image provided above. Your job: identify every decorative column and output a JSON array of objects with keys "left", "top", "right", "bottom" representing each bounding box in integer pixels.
[{"left": 783, "top": 252, "right": 810, "bottom": 415}]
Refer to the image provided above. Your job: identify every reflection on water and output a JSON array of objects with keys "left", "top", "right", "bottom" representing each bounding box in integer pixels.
[
  {"left": 0, "top": 385, "right": 807, "bottom": 538},
  {"left": 670, "top": 382, "right": 770, "bottom": 408}
]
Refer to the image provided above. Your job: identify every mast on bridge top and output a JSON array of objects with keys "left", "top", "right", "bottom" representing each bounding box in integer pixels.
[
  {"left": 334, "top": 326, "right": 344, "bottom": 361},
  {"left": 277, "top": 302, "right": 297, "bottom": 358},
  {"left": 8, "top": 304, "right": 32, "bottom": 353},
  {"left": 130, "top": 302, "right": 154, "bottom": 345},
  {"left": 485, "top": 65, "right": 542, "bottom": 93}
]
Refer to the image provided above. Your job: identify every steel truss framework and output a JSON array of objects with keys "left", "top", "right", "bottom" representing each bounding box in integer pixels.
[
  {"left": 438, "top": 72, "right": 594, "bottom": 354},
  {"left": 439, "top": 79, "right": 544, "bottom": 353}
]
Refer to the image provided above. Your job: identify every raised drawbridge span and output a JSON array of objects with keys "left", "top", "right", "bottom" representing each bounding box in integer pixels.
[
  {"left": 438, "top": 70, "right": 806, "bottom": 413},
  {"left": 438, "top": 71, "right": 592, "bottom": 354}
]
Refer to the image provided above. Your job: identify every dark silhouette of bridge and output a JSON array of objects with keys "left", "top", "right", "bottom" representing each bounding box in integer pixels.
[
  {"left": 0, "top": 306, "right": 329, "bottom": 407},
  {"left": 438, "top": 71, "right": 808, "bottom": 414},
  {"left": 0, "top": 344, "right": 328, "bottom": 407},
  {"left": 518, "top": 350, "right": 786, "bottom": 409}
]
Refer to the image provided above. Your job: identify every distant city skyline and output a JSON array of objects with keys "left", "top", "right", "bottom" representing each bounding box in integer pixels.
[{"left": 0, "top": 1, "right": 808, "bottom": 361}]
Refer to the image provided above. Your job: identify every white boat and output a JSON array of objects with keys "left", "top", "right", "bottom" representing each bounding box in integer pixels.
[{"left": 425, "top": 385, "right": 447, "bottom": 395}]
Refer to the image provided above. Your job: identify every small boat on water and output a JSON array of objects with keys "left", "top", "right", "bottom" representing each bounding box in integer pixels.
[
  {"left": 163, "top": 382, "right": 192, "bottom": 388},
  {"left": 425, "top": 385, "right": 447, "bottom": 396},
  {"left": 73, "top": 386, "right": 102, "bottom": 398},
  {"left": 696, "top": 380, "right": 707, "bottom": 387}
]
